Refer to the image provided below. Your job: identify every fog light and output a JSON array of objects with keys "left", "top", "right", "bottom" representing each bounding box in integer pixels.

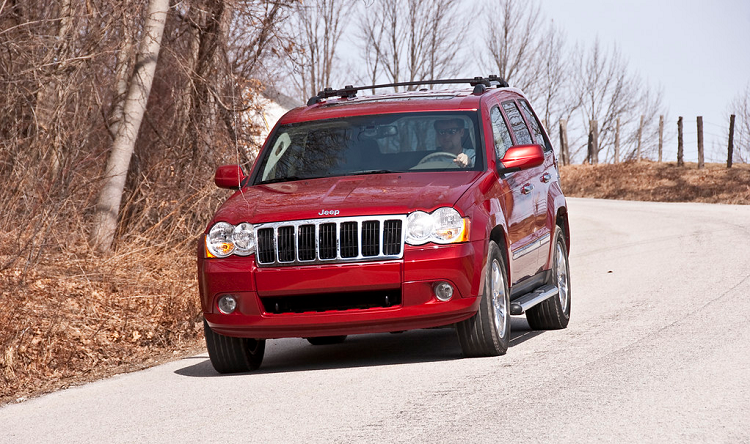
[
  {"left": 434, "top": 282, "right": 454, "bottom": 302},
  {"left": 218, "top": 295, "right": 237, "bottom": 314}
]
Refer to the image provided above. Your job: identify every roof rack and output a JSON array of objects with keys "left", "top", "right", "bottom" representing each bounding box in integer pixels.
[{"left": 306, "top": 75, "right": 510, "bottom": 106}]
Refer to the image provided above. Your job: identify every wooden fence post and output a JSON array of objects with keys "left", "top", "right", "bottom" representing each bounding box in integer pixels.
[
  {"left": 658, "top": 115, "right": 664, "bottom": 162},
  {"left": 636, "top": 115, "right": 644, "bottom": 161},
  {"left": 697, "top": 116, "right": 704, "bottom": 169},
  {"left": 677, "top": 117, "right": 684, "bottom": 166},
  {"left": 728, "top": 114, "right": 736, "bottom": 168},
  {"left": 559, "top": 119, "right": 569, "bottom": 166},
  {"left": 614, "top": 117, "right": 620, "bottom": 163}
]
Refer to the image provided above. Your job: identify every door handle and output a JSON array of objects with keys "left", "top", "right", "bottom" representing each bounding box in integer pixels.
[
  {"left": 541, "top": 172, "right": 551, "bottom": 183},
  {"left": 521, "top": 184, "right": 534, "bottom": 195}
]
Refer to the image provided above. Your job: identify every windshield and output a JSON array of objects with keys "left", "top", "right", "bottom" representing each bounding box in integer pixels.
[{"left": 254, "top": 111, "right": 483, "bottom": 184}]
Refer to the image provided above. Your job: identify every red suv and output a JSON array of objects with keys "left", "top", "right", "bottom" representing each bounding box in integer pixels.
[{"left": 197, "top": 77, "right": 571, "bottom": 373}]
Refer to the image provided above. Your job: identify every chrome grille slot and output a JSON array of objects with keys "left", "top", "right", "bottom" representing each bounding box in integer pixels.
[
  {"left": 362, "top": 221, "right": 380, "bottom": 257},
  {"left": 298, "top": 225, "right": 316, "bottom": 261},
  {"left": 278, "top": 226, "right": 295, "bottom": 262},
  {"left": 319, "top": 223, "right": 337, "bottom": 259},
  {"left": 254, "top": 215, "right": 406, "bottom": 267},
  {"left": 384, "top": 220, "right": 402, "bottom": 255},
  {"left": 340, "top": 222, "right": 358, "bottom": 258},
  {"left": 257, "top": 228, "right": 275, "bottom": 263}
]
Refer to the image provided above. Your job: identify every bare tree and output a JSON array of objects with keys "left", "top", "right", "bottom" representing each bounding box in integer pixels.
[
  {"left": 358, "top": 0, "right": 467, "bottom": 90},
  {"left": 481, "top": 0, "right": 577, "bottom": 156},
  {"left": 90, "top": 0, "right": 169, "bottom": 253},
  {"left": 285, "top": 0, "right": 349, "bottom": 101},
  {"left": 727, "top": 84, "right": 750, "bottom": 163},
  {"left": 484, "top": 0, "right": 543, "bottom": 93},
  {"left": 571, "top": 39, "right": 641, "bottom": 163}
]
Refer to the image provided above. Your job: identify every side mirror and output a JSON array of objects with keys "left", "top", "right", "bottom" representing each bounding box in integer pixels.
[
  {"left": 497, "top": 144, "right": 544, "bottom": 175},
  {"left": 214, "top": 165, "right": 245, "bottom": 190}
]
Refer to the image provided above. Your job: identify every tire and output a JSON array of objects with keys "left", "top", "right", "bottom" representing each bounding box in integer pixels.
[
  {"left": 456, "top": 241, "right": 510, "bottom": 357},
  {"left": 203, "top": 319, "right": 265, "bottom": 374},
  {"left": 306, "top": 335, "right": 347, "bottom": 345},
  {"left": 526, "top": 226, "right": 571, "bottom": 330}
]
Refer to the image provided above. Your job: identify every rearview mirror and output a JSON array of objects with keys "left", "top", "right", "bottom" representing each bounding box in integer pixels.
[
  {"left": 214, "top": 165, "right": 245, "bottom": 190},
  {"left": 497, "top": 144, "right": 544, "bottom": 175}
]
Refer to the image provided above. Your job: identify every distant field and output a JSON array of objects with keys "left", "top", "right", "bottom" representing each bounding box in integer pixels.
[{"left": 560, "top": 161, "right": 750, "bottom": 205}]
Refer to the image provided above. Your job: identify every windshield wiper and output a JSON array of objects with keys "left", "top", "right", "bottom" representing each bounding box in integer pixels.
[
  {"left": 258, "top": 176, "right": 303, "bottom": 185},
  {"left": 350, "top": 169, "right": 402, "bottom": 176}
]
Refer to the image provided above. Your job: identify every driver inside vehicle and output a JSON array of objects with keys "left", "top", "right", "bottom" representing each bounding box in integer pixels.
[{"left": 434, "top": 118, "right": 475, "bottom": 168}]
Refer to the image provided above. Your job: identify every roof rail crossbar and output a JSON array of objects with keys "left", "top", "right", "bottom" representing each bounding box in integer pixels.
[{"left": 306, "top": 76, "right": 509, "bottom": 105}]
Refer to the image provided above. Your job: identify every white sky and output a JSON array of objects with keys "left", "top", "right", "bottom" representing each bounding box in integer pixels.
[{"left": 537, "top": 0, "right": 750, "bottom": 161}]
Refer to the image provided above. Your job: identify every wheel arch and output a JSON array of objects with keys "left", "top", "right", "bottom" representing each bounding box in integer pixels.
[
  {"left": 489, "top": 224, "right": 511, "bottom": 283},
  {"left": 555, "top": 206, "right": 570, "bottom": 254}
]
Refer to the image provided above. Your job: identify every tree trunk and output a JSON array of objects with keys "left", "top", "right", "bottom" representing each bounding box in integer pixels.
[
  {"left": 90, "top": 0, "right": 169, "bottom": 253},
  {"left": 614, "top": 117, "right": 620, "bottom": 163},
  {"left": 658, "top": 115, "right": 664, "bottom": 162},
  {"left": 636, "top": 115, "right": 644, "bottom": 161},
  {"left": 558, "top": 119, "right": 568, "bottom": 166}
]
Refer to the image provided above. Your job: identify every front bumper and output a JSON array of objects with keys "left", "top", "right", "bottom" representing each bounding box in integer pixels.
[{"left": 197, "top": 239, "right": 485, "bottom": 339}]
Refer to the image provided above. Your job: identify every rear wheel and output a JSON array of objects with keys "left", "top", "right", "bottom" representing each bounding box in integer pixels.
[
  {"left": 526, "top": 226, "right": 571, "bottom": 330},
  {"left": 306, "top": 335, "right": 347, "bottom": 345},
  {"left": 203, "top": 319, "right": 265, "bottom": 374},
  {"left": 456, "top": 241, "right": 510, "bottom": 357}
]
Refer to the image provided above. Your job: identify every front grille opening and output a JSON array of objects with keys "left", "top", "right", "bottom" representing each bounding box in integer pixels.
[
  {"left": 362, "top": 220, "right": 380, "bottom": 256},
  {"left": 319, "top": 223, "right": 337, "bottom": 259},
  {"left": 383, "top": 220, "right": 402, "bottom": 255},
  {"left": 261, "top": 289, "right": 402, "bottom": 314},
  {"left": 257, "top": 228, "right": 275, "bottom": 263},
  {"left": 340, "top": 221, "right": 358, "bottom": 258},
  {"left": 278, "top": 226, "right": 295, "bottom": 262},
  {"left": 298, "top": 225, "right": 316, "bottom": 261}
]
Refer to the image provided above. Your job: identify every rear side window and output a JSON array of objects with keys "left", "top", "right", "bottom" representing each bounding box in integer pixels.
[
  {"left": 519, "top": 99, "right": 551, "bottom": 152},
  {"left": 501, "top": 101, "right": 533, "bottom": 145},
  {"left": 490, "top": 106, "right": 513, "bottom": 160}
]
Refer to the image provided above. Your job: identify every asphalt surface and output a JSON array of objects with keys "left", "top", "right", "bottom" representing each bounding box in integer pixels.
[{"left": 2, "top": 198, "right": 749, "bottom": 443}]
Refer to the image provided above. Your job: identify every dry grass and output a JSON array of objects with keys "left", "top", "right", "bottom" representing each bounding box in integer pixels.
[
  {"left": 0, "top": 244, "right": 204, "bottom": 405},
  {"left": 1, "top": 160, "right": 748, "bottom": 406},
  {"left": 560, "top": 161, "right": 750, "bottom": 205}
]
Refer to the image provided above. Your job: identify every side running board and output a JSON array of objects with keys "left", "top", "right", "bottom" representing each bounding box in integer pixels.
[{"left": 509, "top": 284, "right": 558, "bottom": 315}]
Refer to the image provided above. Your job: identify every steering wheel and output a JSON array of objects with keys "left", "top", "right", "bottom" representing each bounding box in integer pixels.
[{"left": 417, "top": 151, "right": 457, "bottom": 165}]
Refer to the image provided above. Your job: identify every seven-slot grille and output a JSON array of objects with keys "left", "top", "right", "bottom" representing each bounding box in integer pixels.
[{"left": 255, "top": 215, "right": 405, "bottom": 267}]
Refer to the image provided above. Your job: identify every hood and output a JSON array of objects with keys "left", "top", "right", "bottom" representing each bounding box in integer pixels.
[{"left": 209, "top": 171, "right": 482, "bottom": 226}]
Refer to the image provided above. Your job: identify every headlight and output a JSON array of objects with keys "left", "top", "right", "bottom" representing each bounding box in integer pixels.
[
  {"left": 405, "top": 207, "right": 468, "bottom": 245},
  {"left": 206, "top": 222, "right": 235, "bottom": 257},
  {"left": 205, "top": 222, "right": 256, "bottom": 258},
  {"left": 232, "top": 223, "right": 255, "bottom": 256},
  {"left": 405, "top": 211, "right": 433, "bottom": 245}
]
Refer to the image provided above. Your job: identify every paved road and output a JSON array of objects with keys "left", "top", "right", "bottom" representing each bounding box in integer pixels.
[{"left": 2, "top": 198, "right": 749, "bottom": 443}]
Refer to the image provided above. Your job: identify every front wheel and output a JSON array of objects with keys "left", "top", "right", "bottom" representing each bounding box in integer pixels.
[
  {"left": 203, "top": 319, "right": 265, "bottom": 374},
  {"left": 526, "top": 226, "right": 571, "bottom": 330},
  {"left": 456, "top": 241, "right": 510, "bottom": 357}
]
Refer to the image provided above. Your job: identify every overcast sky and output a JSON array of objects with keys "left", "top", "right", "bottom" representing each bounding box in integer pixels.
[{"left": 536, "top": 0, "right": 750, "bottom": 161}]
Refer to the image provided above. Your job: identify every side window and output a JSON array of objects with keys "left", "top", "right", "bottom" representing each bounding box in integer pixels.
[
  {"left": 519, "top": 99, "right": 551, "bottom": 152},
  {"left": 490, "top": 106, "right": 513, "bottom": 160},
  {"left": 501, "top": 100, "right": 533, "bottom": 145}
]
